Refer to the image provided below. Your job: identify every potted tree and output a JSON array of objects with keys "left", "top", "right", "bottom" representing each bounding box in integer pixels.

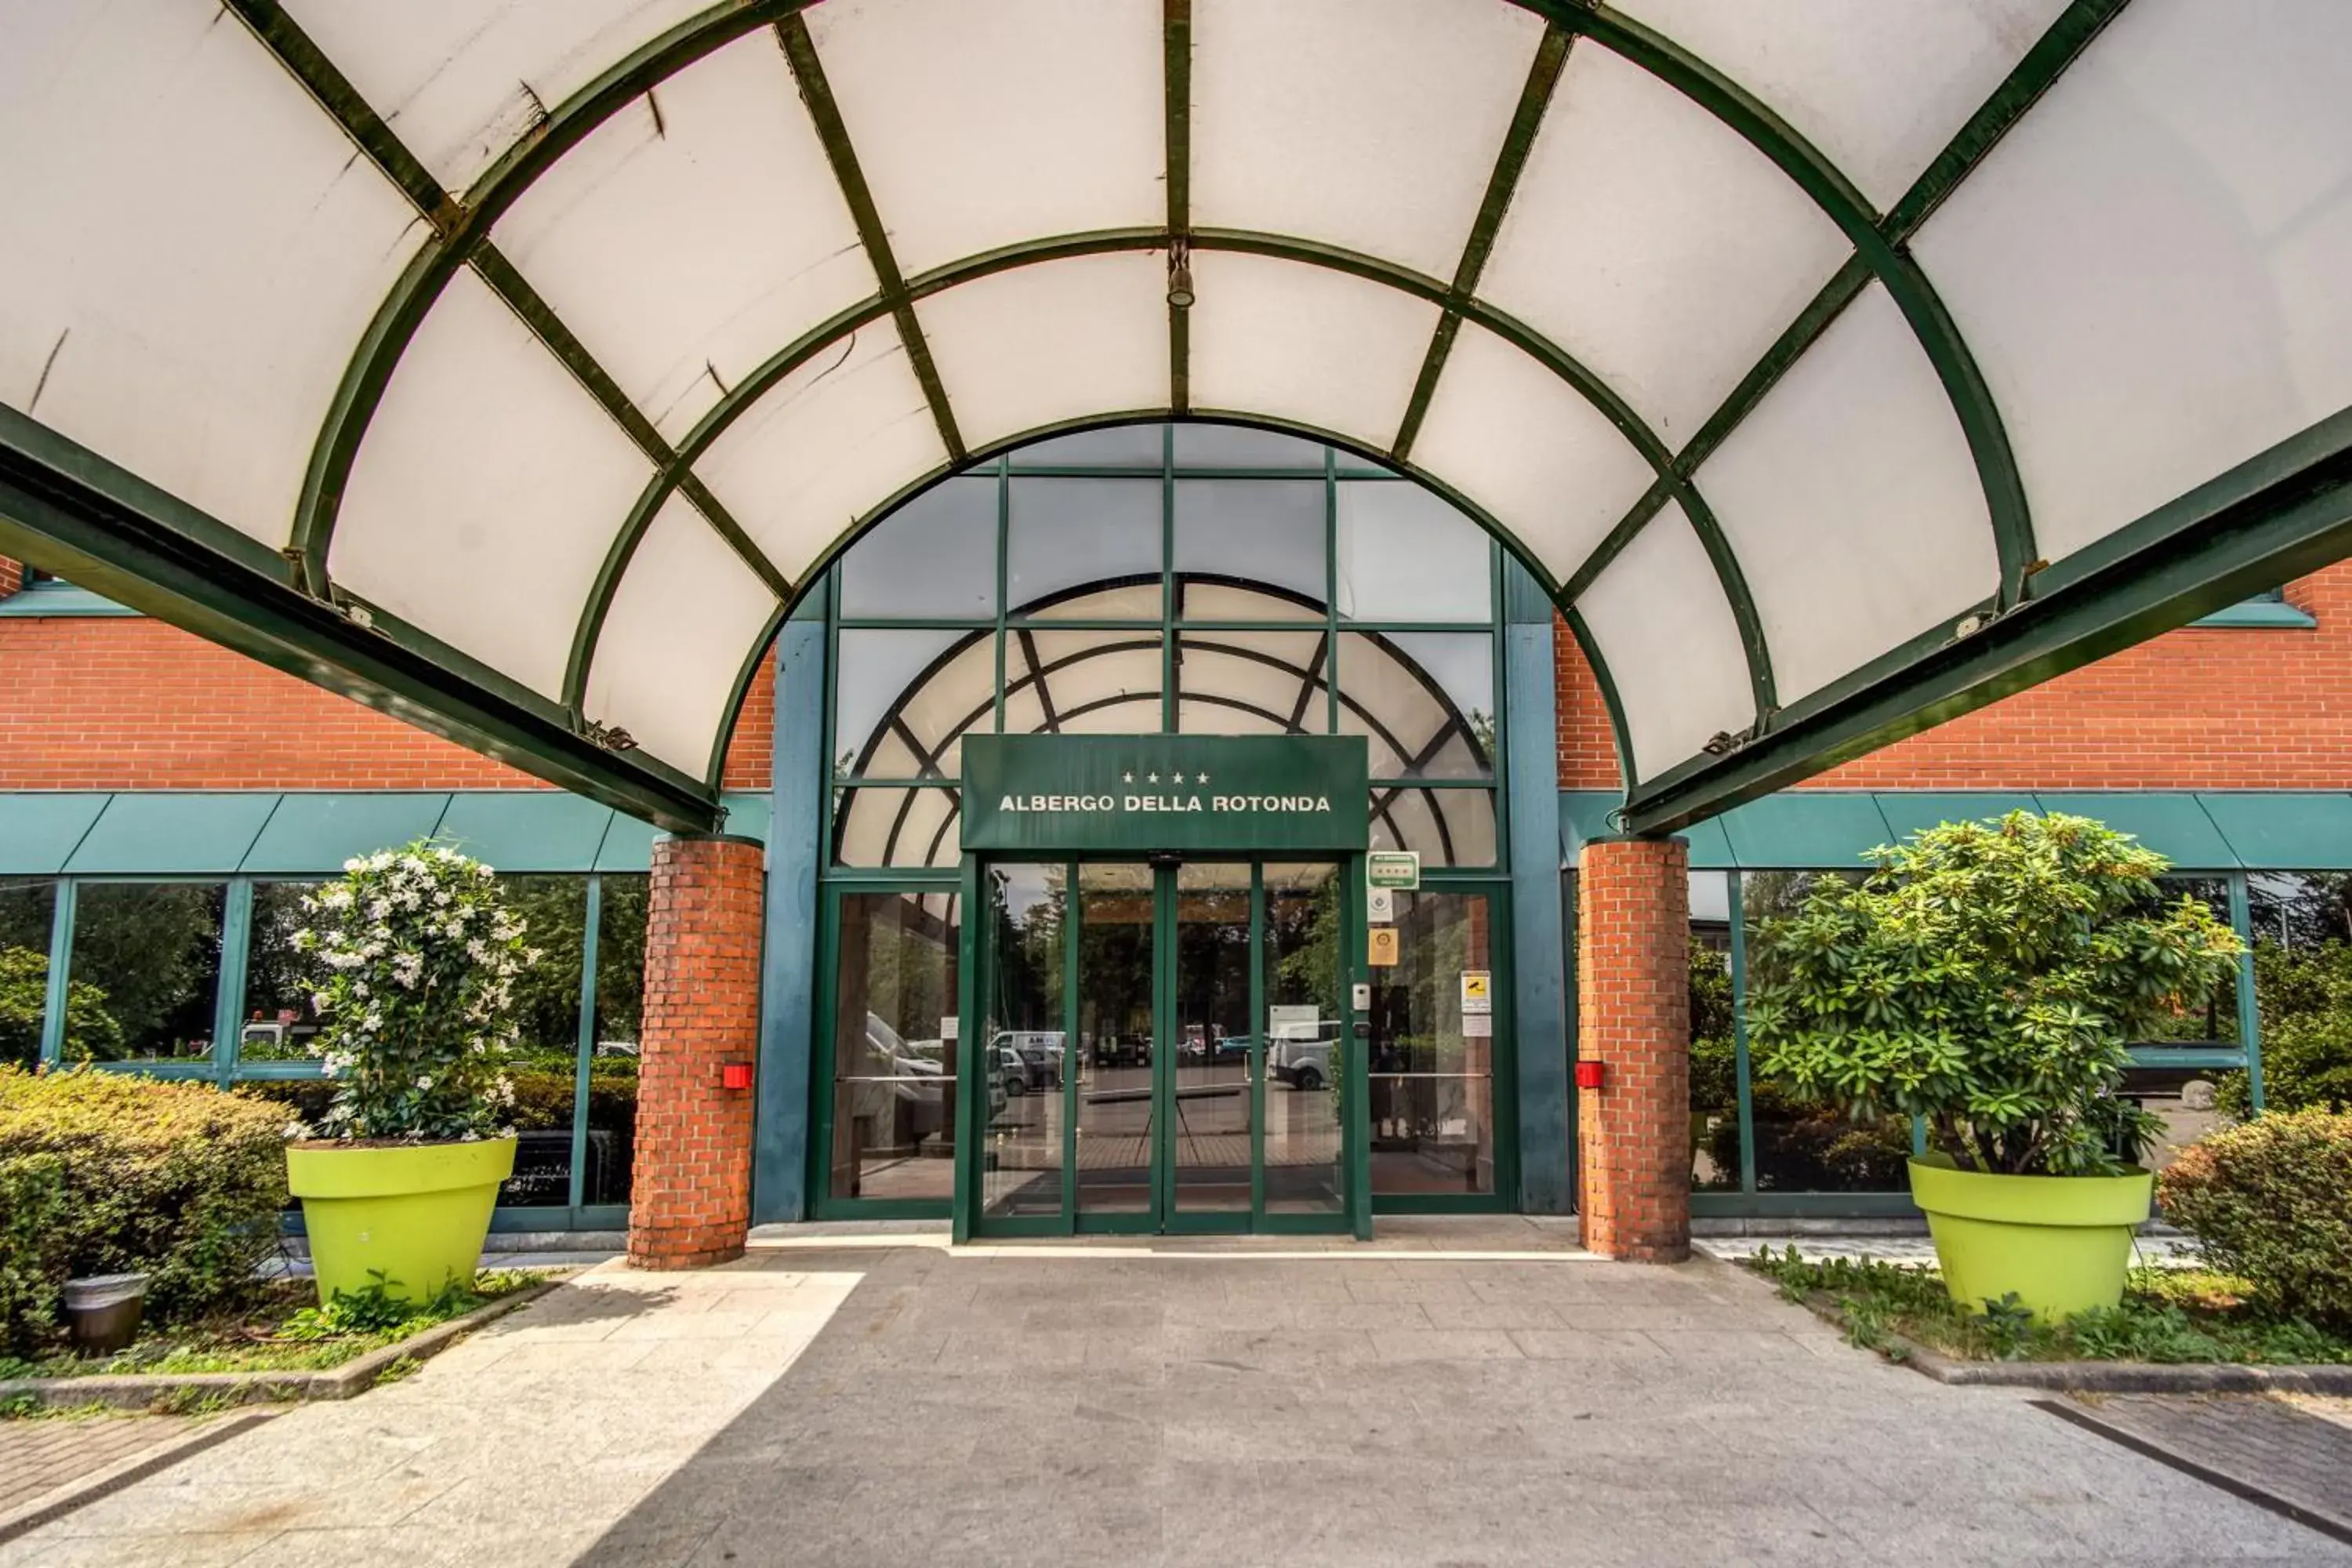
[
  {"left": 1745, "top": 812, "right": 2241, "bottom": 1319},
  {"left": 284, "top": 843, "right": 536, "bottom": 1305}
]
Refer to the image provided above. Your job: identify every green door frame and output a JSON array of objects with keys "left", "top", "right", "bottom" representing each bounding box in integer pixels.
[{"left": 962, "top": 851, "right": 1370, "bottom": 1240}]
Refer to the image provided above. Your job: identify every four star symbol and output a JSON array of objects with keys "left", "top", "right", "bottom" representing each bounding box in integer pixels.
[{"left": 1124, "top": 765, "right": 1211, "bottom": 786}]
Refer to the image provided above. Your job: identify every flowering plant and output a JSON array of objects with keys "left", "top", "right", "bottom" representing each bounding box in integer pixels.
[{"left": 290, "top": 840, "right": 539, "bottom": 1141}]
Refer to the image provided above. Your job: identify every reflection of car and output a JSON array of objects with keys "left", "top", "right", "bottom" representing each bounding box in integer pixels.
[
  {"left": 238, "top": 1020, "right": 318, "bottom": 1062},
  {"left": 1179, "top": 1034, "right": 1251, "bottom": 1066},
  {"left": 990, "top": 1031, "right": 1064, "bottom": 1094},
  {"left": 1269, "top": 1022, "right": 1341, "bottom": 1091},
  {"left": 1091, "top": 1034, "right": 1153, "bottom": 1069}
]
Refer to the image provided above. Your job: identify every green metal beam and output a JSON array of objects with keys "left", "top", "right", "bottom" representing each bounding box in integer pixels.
[
  {"left": 1622, "top": 409, "right": 2352, "bottom": 834},
  {"left": 774, "top": 14, "right": 965, "bottom": 465},
  {"left": 1392, "top": 24, "right": 1572, "bottom": 460},
  {"left": 224, "top": 0, "right": 793, "bottom": 718},
  {"left": 0, "top": 407, "right": 718, "bottom": 833},
  {"left": 1552, "top": 1, "right": 2129, "bottom": 630},
  {"left": 1165, "top": 0, "right": 1192, "bottom": 415}
]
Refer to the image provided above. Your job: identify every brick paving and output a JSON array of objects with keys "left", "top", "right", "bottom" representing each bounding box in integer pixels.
[
  {"left": 0, "top": 1415, "right": 214, "bottom": 1526},
  {"left": 2049, "top": 1393, "right": 2352, "bottom": 1541}
]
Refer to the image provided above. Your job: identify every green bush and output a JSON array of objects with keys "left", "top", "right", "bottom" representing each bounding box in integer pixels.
[
  {"left": 2218, "top": 940, "right": 2352, "bottom": 1118},
  {"left": 2159, "top": 1109, "right": 2352, "bottom": 1330},
  {"left": 0, "top": 946, "right": 125, "bottom": 1069},
  {"left": 1, "top": 1151, "right": 68, "bottom": 1356},
  {"left": 1747, "top": 812, "right": 2242, "bottom": 1176},
  {"left": 0, "top": 1067, "right": 290, "bottom": 1340}
]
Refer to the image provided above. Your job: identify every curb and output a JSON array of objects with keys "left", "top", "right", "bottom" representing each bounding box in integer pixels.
[
  {"left": 0, "top": 1409, "right": 280, "bottom": 1545},
  {"left": 0, "top": 1280, "right": 560, "bottom": 1414}
]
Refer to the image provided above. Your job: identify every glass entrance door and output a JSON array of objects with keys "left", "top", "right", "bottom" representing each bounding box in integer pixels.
[{"left": 974, "top": 858, "right": 1353, "bottom": 1234}]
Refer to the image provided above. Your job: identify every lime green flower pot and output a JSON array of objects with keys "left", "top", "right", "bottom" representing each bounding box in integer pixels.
[
  {"left": 287, "top": 1138, "right": 515, "bottom": 1306},
  {"left": 1908, "top": 1156, "right": 2154, "bottom": 1321}
]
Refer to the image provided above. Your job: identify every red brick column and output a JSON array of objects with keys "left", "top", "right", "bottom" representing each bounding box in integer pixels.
[
  {"left": 628, "top": 834, "right": 764, "bottom": 1269},
  {"left": 1577, "top": 835, "right": 1690, "bottom": 1262}
]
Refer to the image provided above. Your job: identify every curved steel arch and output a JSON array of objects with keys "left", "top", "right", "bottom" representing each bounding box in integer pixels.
[{"left": 249, "top": 0, "right": 2078, "bottom": 808}]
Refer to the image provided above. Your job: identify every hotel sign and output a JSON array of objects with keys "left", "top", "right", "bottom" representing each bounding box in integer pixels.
[{"left": 962, "top": 735, "right": 1370, "bottom": 854}]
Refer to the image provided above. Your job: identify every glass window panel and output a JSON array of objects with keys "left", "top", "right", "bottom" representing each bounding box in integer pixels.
[
  {"left": 982, "top": 865, "right": 1068, "bottom": 1218},
  {"left": 1339, "top": 632, "right": 1494, "bottom": 779},
  {"left": 839, "top": 477, "right": 1000, "bottom": 619},
  {"left": 1171, "top": 423, "right": 1330, "bottom": 470},
  {"left": 1007, "top": 423, "right": 1167, "bottom": 467},
  {"left": 0, "top": 878, "right": 58, "bottom": 1069},
  {"left": 2248, "top": 871, "right": 2352, "bottom": 951},
  {"left": 1019, "top": 630, "right": 1163, "bottom": 735},
  {"left": 2120, "top": 1064, "right": 2229, "bottom": 1175},
  {"left": 1367, "top": 787, "right": 1497, "bottom": 871},
  {"left": 1740, "top": 870, "right": 1911, "bottom": 1192},
  {"left": 835, "top": 627, "right": 969, "bottom": 779},
  {"left": 830, "top": 891, "right": 962, "bottom": 1204},
  {"left": 1175, "top": 582, "right": 1321, "bottom": 623},
  {"left": 66, "top": 884, "right": 224, "bottom": 1064},
  {"left": 1075, "top": 862, "right": 1156, "bottom": 1215},
  {"left": 1336, "top": 480, "right": 1492, "bottom": 622},
  {"left": 1369, "top": 889, "right": 1496, "bottom": 1196},
  {"left": 1013, "top": 583, "right": 1164, "bottom": 622},
  {"left": 2136, "top": 876, "right": 2238, "bottom": 1044},
  {"left": 1175, "top": 630, "right": 1327, "bottom": 736},
  {"left": 1173, "top": 480, "right": 1327, "bottom": 612},
  {"left": 240, "top": 882, "right": 328, "bottom": 1063},
  {"left": 1005, "top": 478, "right": 1161, "bottom": 617},
  {"left": 880, "top": 633, "right": 996, "bottom": 781},
  {"left": 496, "top": 877, "right": 587, "bottom": 1208},
  {"left": 832, "top": 786, "right": 964, "bottom": 869},
  {"left": 589, "top": 875, "right": 648, "bottom": 1207},
  {"left": 1264, "top": 862, "right": 1345, "bottom": 1214},
  {"left": 1689, "top": 872, "right": 1739, "bottom": 1192}
]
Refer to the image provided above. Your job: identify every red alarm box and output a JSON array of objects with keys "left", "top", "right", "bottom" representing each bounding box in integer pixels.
[
  {"left": 720, "top": 1062, "right": 754, "bottom": 1091},
  {"left": 1573, "top": 1060, "right": 1606, "bottom": 1091}
]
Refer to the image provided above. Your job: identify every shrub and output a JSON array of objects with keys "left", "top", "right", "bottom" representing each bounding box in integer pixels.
[
  {"left": 2160, "top": 1109, "right": 2352, "bottom": 1330},
  {"left": 2218, "top": 939, "right": 2352, "bottom": 1118},
  {"left": 0, "top": 1066, "right": 290, "bottom": 1335},
  {"left": 1, "top": 1150, "right": 68, "bottom": 1355},
  {"left": 0, "top": 946, "right": 125, "bottom": 1069},
  {"left": 1746, "top": 812, "right": 2242, "bottom": 1176},
  {"left": 290, "top": 842, "right": 539, "bottom": 1141}
]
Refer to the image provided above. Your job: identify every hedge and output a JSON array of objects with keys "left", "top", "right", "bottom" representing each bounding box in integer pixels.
[
  {"left": 2160, "top": 1109, "right": 2352, "bottom": 1331},
  {"left": 0, "top": 1067, "right": 290, "bottom": 1352}
]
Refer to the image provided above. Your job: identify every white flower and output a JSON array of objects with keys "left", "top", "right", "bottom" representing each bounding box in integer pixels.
[
  {"left": 466, "top": 938, "right": 489, "bottom": 963},
  {"left": 343, "top": 857, "right": 365, "bottom": 873},
  {"left": 283, "top": 1120, "right": 308, "bottom": 1141},
  {"left": 368, "top": 898, "right": 392, "bottom": 920},
  {"left": 319, "top": 887, "right": 353, "bottom": 911},
  {"left": 414, "top": 1075, "right": 433, "bottom": 1091},
  {"left": 524, "top": 947, "right": 545, "bottom": 967},
  {"left": 361, "top": 1010, "right": 383, "bottom": 1033},
  {"left": 475, "top": 862, "right": 494, "bottom": 880},
  {"left": 400, "top": 855, "right": 426, "bottom": 873},
  {"left": 368, "top": 851, "right": 395, "bottom": 872},
  {"left": 310, "top": 992, "right": 332, "bottom": 1014},
  {"left": 432, "top": 890, "right": 452, "bottom": 907}
]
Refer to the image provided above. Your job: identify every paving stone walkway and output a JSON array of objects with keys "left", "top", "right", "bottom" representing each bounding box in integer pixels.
[
  {"left": 0, "top": 1225, "right": 2342, "bottom": 1566},
  {"left": 2048, "top": 1393, "right": 2352, "bottom": 1544},
  {"left": 0, "top": 1414, "right": 245, "bottom": 1541}
]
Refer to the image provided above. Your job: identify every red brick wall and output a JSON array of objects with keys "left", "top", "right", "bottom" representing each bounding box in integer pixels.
[
  {"left": 0, "top": 558, "right": 22, "bottom": 600},
  {"left": 1556, "top": 564, "right": 2352, "bottom": 792},
  {"left": 0, "top": 615, "right": 774, "bottom": 792},
  {"left": 1575, "top": 836, "right": 1690, "bottom": 1262},
  {"left": 628, "top": 835, "right": 764, "bottom": 1269}
]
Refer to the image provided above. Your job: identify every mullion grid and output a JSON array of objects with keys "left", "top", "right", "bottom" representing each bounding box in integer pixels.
[{"left": 829, "top": 437, "right": 1501, "bottom": 789}]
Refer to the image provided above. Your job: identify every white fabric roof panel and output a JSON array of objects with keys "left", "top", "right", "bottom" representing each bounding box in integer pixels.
[
  {"left": 1913, "top": 0, "right": 2352, "bottom": 564},
  {"left": 5, "top": 0, "right": 2350, "bottom": 809},
  {"left": 328, "top": 267, "right": 654, "bottom": 701},
  {"left": 0, "top": 0, "right": 424, "bottom": 549},
  {"left": 1189, "top": 0, "right": 1546, "bottom": 282},
  {"left": 583, "top": 493, "right": 780, "bottom": 775},
  {"left": 1699, "top": 283, "right": 1999, "bottom": 706},
  {"left": 488, "top": 31, "right": 877, "bottom": 445}
]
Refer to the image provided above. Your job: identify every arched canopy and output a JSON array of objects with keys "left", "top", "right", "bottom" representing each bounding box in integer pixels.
[{"left": 5, "top": 0, "right": 2352, "bottom": 833}]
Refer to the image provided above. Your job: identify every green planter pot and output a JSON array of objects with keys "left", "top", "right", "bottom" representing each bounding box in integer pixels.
[
  {"left": 1907, "top": 1156, "right": 2154, "bottom": 1321},
  {"left": 287, "top": 1138, "right": 515, "bottom": 1306}
]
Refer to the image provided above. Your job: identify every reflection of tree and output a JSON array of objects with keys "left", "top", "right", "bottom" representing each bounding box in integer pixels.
[
  {"left": 1273, "top": 874, "right": 1341, "bottom": 1004},
  {"left": 0, "top": 948, "right": 122, "bottom": 1066},
  {"left": 989, "top": 873, "right": 1063, "bottom": 1034},
  {"left": 70, "top": 885, "right": 222, "bottom": 1055},
  {"left": 495, "top": 877, "right": 589, "bottom": 1058},
  {"left": 595, "top": 877, "right": 649, "bottom": 1044}
]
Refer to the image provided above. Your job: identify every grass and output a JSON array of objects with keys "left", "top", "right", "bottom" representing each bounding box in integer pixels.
[
  {"left": 1748, "top": 1247, "right": 2352, "bottom": 1366},
  {"left": 0, "top": 1270, "right": 546, "bottom": 1387}
]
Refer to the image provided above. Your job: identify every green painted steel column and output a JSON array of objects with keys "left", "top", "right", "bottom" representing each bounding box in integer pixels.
[
  {"left": 568, "top": 876, "right": 602, "bottom": 1212},
  {"left": 1728, "top": 871, "right": 1758, "bottom": 1196},
  {"left": 2228, "top": 872, "right": 2265, "bottom": 1112},
  {"left": 39, "top": 879, "right": 74, "bottom": 1067},
  {"left": 753, "top": 590, "right": 829, "bottom": 1224},
  {"left": 212, "top": 877, "right": 254, "bottom": 1087},
  {"left": 952, "top": 851, "right": 982, "bottom": 1244},
  {"left": 1504, "top": 561, "right": 1571, "bottom": 1213}
]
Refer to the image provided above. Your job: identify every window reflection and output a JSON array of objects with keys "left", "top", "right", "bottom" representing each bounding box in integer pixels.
[
  {"left": 241, "top": 882, "right": 326, "bottom": 1062},
  {"left": 1689, "top": 873, "right": 1739, "bottom": 1193},
  {"left": 589, "top": 876, "right": 648, "bottom": 1207},
  {"left": 0, "top": 878, "right": 58, "bottom": 1069},
  {"left": 66, "top": 883, "right": 225, "bottom": 1063},
  {"left": 1337, "top": 481, "right": 1492, "bottom": 622},
  {"left": 1006, "top": 478, "right": 1160, "bottom": 615},
  {"left": 839, "top": 477, "right": 997, "bottom": 619},
  {"left": 830, "top": 891, "right": 961, "bottom": 1203},
  {"left": 982, "top": 866, "right": 1067, "bottom": 1218},
  {"left": 495, "top": 877, "right": 586, "bottom": 1208},
  {"left": 1338, "top": 632, "right": 1494, "bottom": 779},
  {"left": 1369, "top": 889, "right": 1496, "bottom": 1196}
]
